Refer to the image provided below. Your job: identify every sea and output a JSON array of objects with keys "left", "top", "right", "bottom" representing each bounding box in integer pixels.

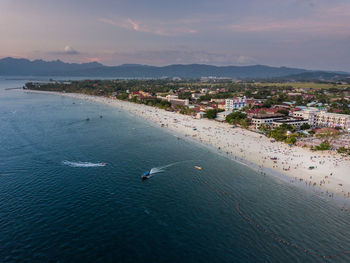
[{"left": 1, "top": 77, "right": 350, "bottom": 262}]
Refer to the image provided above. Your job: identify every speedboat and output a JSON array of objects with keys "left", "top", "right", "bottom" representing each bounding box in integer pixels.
[
  {"left": 194, "top": 166, "right": 202, "bottom": 170},
  {"left": 142, "top": 171, "right": 151, "bottom": 180}
]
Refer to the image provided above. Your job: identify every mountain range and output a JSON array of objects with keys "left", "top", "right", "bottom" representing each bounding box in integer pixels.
[{"left": 0, "top": 57, "right": 349, "bottom": 80}]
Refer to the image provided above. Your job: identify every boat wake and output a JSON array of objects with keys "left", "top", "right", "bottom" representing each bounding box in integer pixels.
[
  {"left": 149, "top": 160, "right": 197, "bottom": 175},
  {"left": 62, "top": 160, "right": 106, "bottom": 168}
]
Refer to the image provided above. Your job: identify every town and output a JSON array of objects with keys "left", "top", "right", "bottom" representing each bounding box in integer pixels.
[{"left": 26, "top": 79, "right": 350, "bottom": 155}]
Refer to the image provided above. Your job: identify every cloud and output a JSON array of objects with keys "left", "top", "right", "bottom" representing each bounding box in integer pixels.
[
  {"left": 228, "top": 18, "right": 350, "bottom": 35},
  {"left": 99, "top": 17, "right": 197, "bottom": 36},
  {"left": 227, "top": 3, "right": 350, "bottom": 36},
  {"left": 63, "top": 45, "right": 80, "bottom": 55},
  {"left": 49, "top": 46, "right": 80, "bottom": 55}
]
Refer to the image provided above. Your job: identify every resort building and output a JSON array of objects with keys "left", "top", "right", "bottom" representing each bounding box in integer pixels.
[
  {"left": 157, "top": 95, "right": 189, "bottom": 106},
  {"left": 292, "top": 108, "right": 319, "bottom": 127},
  {"left": 225, "top": 96, "right": 246, "bottom": 111},
  {"left": 272, "top": 118, "right": 309, "bottom": 130},
  {"left": 251, "top": 114, "right": 285, "bottom": 130},
  {"left": 252, "top": 114, "right": 309, "bottom": 130},
  {"left": 292, "top": 108, "right": 350, "bottom": 130},
  {"left": 315, "top": 112, "right": 350, "bottom": 130}
]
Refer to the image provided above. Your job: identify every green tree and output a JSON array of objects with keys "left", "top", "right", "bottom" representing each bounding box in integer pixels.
[
  {"left": 285, "top": 135, "right": 297, "bottom": 144},
  {"left": 277, "top": 109, "right": 289, "bottom": 116},
  {"left": 315, "top": 141, "right": 331, "bottom": 151},
  {"left": 226, "top": 111, "right": 247, "bottom": 124},
  {"left": 205, "top": 109, "right": 217, "bottom": 119},
  {"left": 300, "top": 123, "right": 310, "bottom": 130},
  {"left": 337, "top": 147, "right": 347, "bottom": 154}
]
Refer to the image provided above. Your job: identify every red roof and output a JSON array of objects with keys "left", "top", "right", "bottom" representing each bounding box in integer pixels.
[
  {"left": 332, "top": 109, "right": 343, "bottom": 113},
  {"left": 314, "top": 128, "right": 339, "bottom": 134},
  {"left": 246, "top": 108, "right": 279, "bottom": 115}
]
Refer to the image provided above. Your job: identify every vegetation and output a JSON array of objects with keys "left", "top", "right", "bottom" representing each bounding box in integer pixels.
[
  {"left": 300, "top": 123, "right": 311, "bottom": 130},
  {"left": 315, "top": 141, "right": 331, "bottom": 151},
  {"left": 261, "top": 124, "right": 298, "bottom": 144},
  {"left": 205, "top": 109, "right": 218, "bottom": 119},
  {"left": 254, "top": 82, "right": 349, "bottom": 90},
  {"left": 226, "top": 111, "right": 247, "bottom": 125}
]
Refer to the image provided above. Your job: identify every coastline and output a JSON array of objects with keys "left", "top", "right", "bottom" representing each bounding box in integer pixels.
[{"left": 24, "top": 90, "right": 350, "bottom": 201}]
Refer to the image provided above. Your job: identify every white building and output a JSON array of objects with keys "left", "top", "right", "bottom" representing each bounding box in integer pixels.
[
  {"left": 272, "top": 118, "right": 309, "bottom": 130},
  {"left": 293, "top": 108, "right": 350, "bottom": 130},
  {"left": 252, "top": 115, "right": 309, "bottom": 130},
  {"left": 157, "top": 95, "right": 189, "bottom": 106},
  {"left": 196, "top": 112, "right": 206, "bottom": 119},
  {"left": 292, "top": 108, "right": 319, "bottom": 127},
  {"left": 316, "top": 111, "right": 350, "bottom": 130},
  {"left": 225, "top": 96, "right": 246, "bottom": 111},
  {"left": 251, "top": 115, "right": 285, "bottom": 130},
  {"left": 191, "top": 93, "right": 202, "bottom": 100},
  {"left": 215, "top": 111, "right": 232, "bottom": 122}
]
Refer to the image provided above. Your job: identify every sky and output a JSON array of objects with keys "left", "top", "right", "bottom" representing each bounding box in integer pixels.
[{"left": 0, "top": 0, "right": 350, "bottom": 71}]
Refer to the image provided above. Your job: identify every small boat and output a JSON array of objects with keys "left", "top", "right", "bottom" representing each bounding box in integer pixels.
[
  {"left": 142, "top": 171, "right": 151, "bottom": 180},
  {"left": 194, "top": 166, "right": 202, "bottom": 170}
]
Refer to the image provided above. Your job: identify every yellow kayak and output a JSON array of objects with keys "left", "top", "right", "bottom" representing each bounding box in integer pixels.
[{"left": 194, "top": 166, "right": 202, "bottom": 170}]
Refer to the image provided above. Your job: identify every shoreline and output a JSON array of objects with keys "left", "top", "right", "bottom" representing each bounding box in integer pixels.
[{"left": 24, "top": 90, "right": 350, "bottom": 202}]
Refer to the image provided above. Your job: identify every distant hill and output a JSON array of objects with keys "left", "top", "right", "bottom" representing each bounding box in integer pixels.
[
  {"left": 73, "top": 64, "right": 309, "bottom": 79},
  {"left": 0, "top": 57, "right": 348, "bottom": 80},
  {"left": 279, "top": 71, "right": 350, "bottom": 81},
  {"left": 0, "top": 57, "right": 103, "bottom": 76}
]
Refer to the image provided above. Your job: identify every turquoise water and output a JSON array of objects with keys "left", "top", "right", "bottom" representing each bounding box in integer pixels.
[{"left": 1, "top": 78, "right": 350, "bottom": 262}]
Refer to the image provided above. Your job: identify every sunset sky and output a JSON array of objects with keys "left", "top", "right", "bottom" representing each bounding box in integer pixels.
[{"left": 1, "top": 0, "right": 350, "bottom": 70}]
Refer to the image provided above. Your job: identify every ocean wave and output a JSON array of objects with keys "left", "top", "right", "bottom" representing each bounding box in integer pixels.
[{"left": 62, "top": 160, "right": 106, "bottom": 167}]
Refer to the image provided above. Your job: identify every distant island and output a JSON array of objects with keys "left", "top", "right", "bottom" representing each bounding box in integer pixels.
[{"left": 1, "top": 57, "right": 350, "bottom": 81}]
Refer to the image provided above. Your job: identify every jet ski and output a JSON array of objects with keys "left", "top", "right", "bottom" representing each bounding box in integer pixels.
[{"left": 142, "top": 171, "right": 151, "bottom": 180}]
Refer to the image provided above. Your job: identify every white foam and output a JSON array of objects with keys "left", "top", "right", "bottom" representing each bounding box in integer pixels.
[{"left": 62, "top": 160, "right": 106, "bottom": 168}]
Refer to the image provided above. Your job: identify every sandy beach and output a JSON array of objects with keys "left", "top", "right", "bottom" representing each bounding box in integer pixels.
[{"left": 25, "top": 90, "right": 350, "bottom": 201}]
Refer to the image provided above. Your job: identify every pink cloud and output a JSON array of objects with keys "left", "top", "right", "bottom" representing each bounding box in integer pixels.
[
  {"left": 228, "top": 3, "right": 350, "bottom": 36},
  {"left": 99, "top": 17, "right": 196, "bottom": 36},
  {"left": 84, "top": 57, "right": 102, "bottom": 63},
  {"left": 228, "top": 19, "right": 350, "bottom": 35}
]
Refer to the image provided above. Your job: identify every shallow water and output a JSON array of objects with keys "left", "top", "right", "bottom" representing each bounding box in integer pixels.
[{"left": 1, "top": 78, "right": 350, "bottom": 262}]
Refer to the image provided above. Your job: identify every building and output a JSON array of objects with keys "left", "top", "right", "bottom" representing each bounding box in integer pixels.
[
  {"left": 210, "top": 98, "right": 226, "bottom": 103},
  {"left": 217, "top": 102, "right": 226, "bottom": 110},
  {"left": 272, "top": 118, "right": 309, "bottom": 130},
  {"left": 292, "top": 108, "right": 350, "bottom": 130},
  {"left": 246, "top": 107, "right": 280, "bottom": 117},
  {"left": 215, "top": 111, "right": 232, "bottom": 122},
  {"left": 196, "top": 112, "right": 206, "bottom": 119},
  {"left": 191, "top": 93, "right": 202, "bottom": 100},
  {"left": 157, "top": 95, "right": 189, "bottom": 106},
  {"left": 251, "top": 114, "right": 285, "bottom": 130},
  {"left": 292, "top": 108, "right": 318, "bottom": 127},
  {"left": 316, "top": 112, "right": 350, "bottom": 130},
  {"left": 225, "top": 97, "right": 246, "bottom": 111}
]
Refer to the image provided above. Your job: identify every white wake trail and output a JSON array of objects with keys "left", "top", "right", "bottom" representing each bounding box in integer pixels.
[
  {"left": 149, "top": 160, "right": 199, "bottom": 175},
  {"left": 62, "top": 160, "right": 106, "bottom": 168}
]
